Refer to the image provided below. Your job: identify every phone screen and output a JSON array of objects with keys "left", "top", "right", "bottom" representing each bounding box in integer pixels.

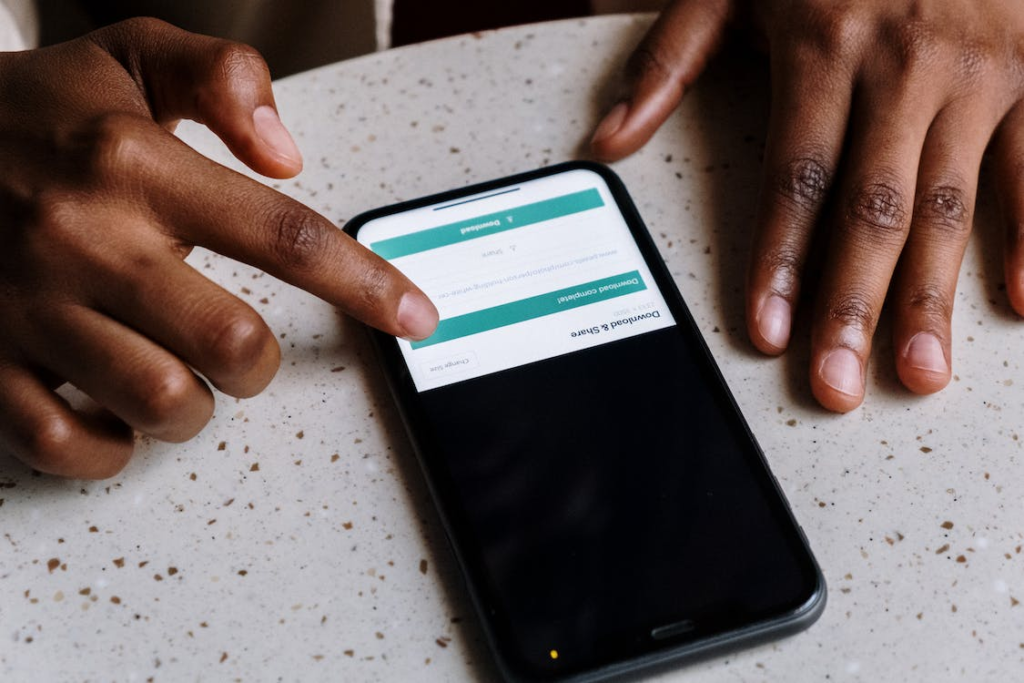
[
  {"left": 350, "top": 164, "right": 824, "bottom": 681},
  {"left": 359, "top": 168, "right": 675, "bottom": 390}
]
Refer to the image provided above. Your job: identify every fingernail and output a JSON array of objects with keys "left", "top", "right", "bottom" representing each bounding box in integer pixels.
[
  {"left": 904, "top": 333, "right": 948, "bottom": 374},
  {"left": 819, "top": 348, "right": 863, "bottom": 397},
  {"left": 397, "top": 292, "right": 439, "bottom": 341},
  {"left": 757, "top": 295, "right": 791, "bottom": 350},
  {"left": 591, "top": 102, "right": 629, "bottom": 145},
  {"left": 253, "top": 105, "right": 302, "bottom": 165}
]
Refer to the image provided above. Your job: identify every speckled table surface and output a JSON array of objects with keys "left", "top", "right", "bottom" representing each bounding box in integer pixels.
[{"left": 2, "top": 13, "right": 1023, "bottom": 683}]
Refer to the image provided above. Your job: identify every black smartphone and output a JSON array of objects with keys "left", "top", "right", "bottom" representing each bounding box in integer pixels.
[{"left": 344, "top": 162, "right": 826, "bottom": 682}]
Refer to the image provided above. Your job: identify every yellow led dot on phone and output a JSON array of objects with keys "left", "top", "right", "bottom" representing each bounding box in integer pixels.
[{"left": 549, "top": 649, "right": 559, "bottom": 660}]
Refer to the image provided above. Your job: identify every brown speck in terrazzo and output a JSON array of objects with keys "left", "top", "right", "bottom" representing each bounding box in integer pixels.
[
  {"left": 113, "top": 558, "right": 125, "bottom": 568},
  {"left": 46, "top": 558, "right": 60, "bottom": 573},
  {"left": 941, "top": 521, "right": 954, "bottom": 530},
  {"left": 296, "top": 431, "right": 305, "bottom": 439},
  {"left": 238, "top": 570, "right": 248, "bottom": 576},
  {"left": 936, "top": 544, "right": 950, "bottom": 554},
  {"left": 1011, "top": 597, "right": 1019, "bottom": 606},
  {"left": 344, "top": 650, "right": 354, "bottom": 657},
  {"left": 786, "top": 419, "right": 797, "bottom": 427},
  {"left": 220, "top": 652, "right": 228, "bottom": 663},
  {"left": 88, "top": 526, "right": 98, "bottom": 533},
  {"left": 436, "top": 637, "right": 451, "bottom": 648},
  {"left": 79, "top": 587, "right": 90, "bottom": 596},
  {"left": 375, "top": 632, "right": 384, "bottom": 640},
  {"left": 110, "top": 596, "right": 121, "bottom": 604},
  {"left": 920, "top": 446, "right": 933, "bottom": 453},
  {"left": 218, "top": 442, "right": 227, "bottom": 451},
  {"left": 139, "top": 561, "right": 149, "bottom": 568},
  {"left": 250, "top": 463, "right": 260, "bottom": 472},
  {"left": 331, "top": 454, "right": 340, "bottom": 463},
  {"left": 343, "top": 522, "right": 353, "bottom": 530},
  {"left": 330, "top": 366, "right": 346, "bottom": 372},
  {"left": 168, "top": 567, "right": 178, "bottom": 576},
  {"left": 955, "top": 555, "right": 966, "bottom": 563},
  {"left": 420, "top": 559, "right": 428, "bottom": 575},
  {"left": 189, "top": 473, "right": 197, "bottom": 481}
]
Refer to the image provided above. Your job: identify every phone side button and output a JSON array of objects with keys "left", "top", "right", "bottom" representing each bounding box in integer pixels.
[{"left": 650, "top": 619, "right": 696, "bottom": 641}]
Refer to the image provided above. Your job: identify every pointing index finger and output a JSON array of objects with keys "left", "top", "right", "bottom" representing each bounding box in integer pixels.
[{"left": 158, "top": 137, "right": 438, "bottom": 340}]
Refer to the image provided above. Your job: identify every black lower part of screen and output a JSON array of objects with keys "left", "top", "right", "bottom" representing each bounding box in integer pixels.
[{"left": 418, "top": 327, "right": 818, "bottom": 680}]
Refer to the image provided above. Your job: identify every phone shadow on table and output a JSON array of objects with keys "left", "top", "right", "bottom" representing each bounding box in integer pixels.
[{"left": 340, "top": 313, "right": 505, "bottom": 682}]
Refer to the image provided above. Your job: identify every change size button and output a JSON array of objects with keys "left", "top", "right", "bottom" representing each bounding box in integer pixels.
[{"left": 421, "top": 352, "right": 480, "bottom": 379}]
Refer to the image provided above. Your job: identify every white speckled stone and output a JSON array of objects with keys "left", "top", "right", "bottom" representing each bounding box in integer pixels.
[{"left": 3, "top": 14, "right": 1024, "bottom": 682}]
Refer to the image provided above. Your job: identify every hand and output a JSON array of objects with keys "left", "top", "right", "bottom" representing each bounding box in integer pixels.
[
  {"left": 0, "top": 18, "right": 439, "bottom": 478},
  {"left": 591, "top": 0, "right": 1024, "bottom": 412}
]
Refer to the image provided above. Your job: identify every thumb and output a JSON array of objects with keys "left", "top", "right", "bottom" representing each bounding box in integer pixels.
[
  {"left": 91, "top": 17, "right": 303, "bottom": 179},
  {"left": 590, "top": 0, "right": 732, "bottom": 162}
]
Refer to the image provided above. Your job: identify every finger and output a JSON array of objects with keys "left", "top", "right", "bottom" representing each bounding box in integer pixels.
[
  {"left": 0, "top": 363, "right": 133, "bottom": 479},
  {"left": 746, "top": 45, "right": 854, "bottom": 354},
  {"left": 26, "top": 303, "right": 215, "bottom": 442},
  {"left": 96, "top": 252, "right": 280, "bottom": 398},
  {"left": 993, "top": 102, "right": 1024, "bottom": 316},
  {"left": 150, "top": 137, "right": 439, "bottom": 341},
  {"left": 590, "top": 0, "right": 731, "bottom": 161},
  {"left": 810, "top": 75, "right": 944, "bottom": 413},
  {"left": 892, "top": 105, "right": 993, "bottom": 395},
  {"left": 89, "top": 17, "right": 302, "bottom": 179}
]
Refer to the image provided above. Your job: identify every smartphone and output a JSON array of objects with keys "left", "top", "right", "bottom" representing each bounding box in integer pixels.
[{"left": 345, "top": 162, "right": 826, "bottom": 682}]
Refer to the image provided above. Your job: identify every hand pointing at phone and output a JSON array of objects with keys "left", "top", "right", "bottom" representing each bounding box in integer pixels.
[
  {"left": 0, "top": 19, "right": 438, "bottom": 479},
  {"left": 591, "top": 0, "right": 1024, "bottom": 412}
]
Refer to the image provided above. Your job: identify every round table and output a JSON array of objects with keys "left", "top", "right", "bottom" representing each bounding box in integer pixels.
[{"left": 2, "top": 14, "right": 1022, "bottom": 682}]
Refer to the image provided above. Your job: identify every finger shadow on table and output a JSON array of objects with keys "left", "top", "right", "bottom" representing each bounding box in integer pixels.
[
  {"left": 973, "top": 160, "right": 1019, "bottom": 321},
  {"left": 337, "top": 312, "right": 504, "bottom": 682}
]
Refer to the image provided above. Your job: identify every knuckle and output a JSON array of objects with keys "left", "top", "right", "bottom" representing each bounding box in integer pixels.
[
  {"left": 769, "top": 155, "right": 832, "bottom": 210},
  {"left": 211, "top": 41, "right": 269, "bottom": 84},
  {"left": 356, "top": 258, "right": 394, "bottom": 312},
  {"left": 915, "top": 184, "right": 972, "bottom": 237},
  {"left": 846, "top": 179, "right": 910, "bottom": 239},
  {"left": 887, "top": 20, "right": 942, "bottom": 72},
  {"left": 956, "top": 40, "right": 998, "bottom": 85},
  {"left": 116, "top": 16, "right": 176, "bottom": 40},
  {"left": 826, "top": 290, "right": 876, "bottom": 333},
  {"left": 268, "top": 203, "right": 330, "bottom": 270},
  {"left": 799, "top": 4, "right": 866, "bottom": 63},
  {"left": 19, "top": 193, "right": 90, "bottom": 266},
  {"left": 627, "top": 45, "right": 673, "bottom": 85},
  {"left": 905, "top": 283, "right": 953, "bottom": 321},
  {"left": 25, "top": 412, "right": 77, "bottom": 473},
  {"left": 135, "top": 366, "right": 195, "bottom": 428},
  {"left": 75, "top": 112, "right": 152, "bottom": 182},
  {"left": 206, "top": 310, "right": 271, "bottom": 376},
  {"left": 754, "top": 243, "right": 803, "bottom": 298}
]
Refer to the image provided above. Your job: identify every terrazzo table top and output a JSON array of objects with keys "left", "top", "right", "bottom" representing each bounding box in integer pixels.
[{"left": 3, "top": 13, "right": 1023, "bottom": 682}]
